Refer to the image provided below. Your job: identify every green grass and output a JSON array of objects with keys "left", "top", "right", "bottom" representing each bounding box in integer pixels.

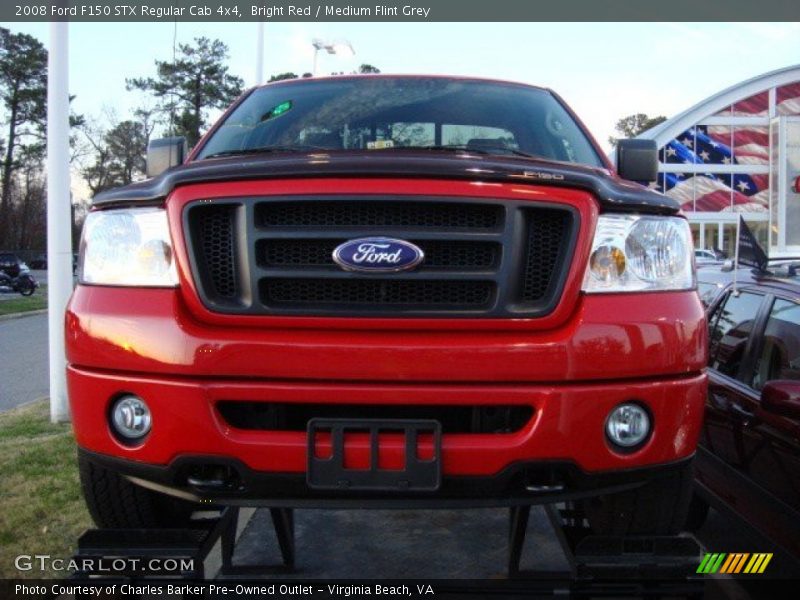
[
  {"left": 0, "top": 284, "right": 47, "bottom": 316},
  {"left": 0, "top": 399, "right": 91, "bottom": 578}
]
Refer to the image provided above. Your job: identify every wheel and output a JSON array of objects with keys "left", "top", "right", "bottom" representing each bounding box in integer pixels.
[
  {"left": 684, "top": 492, "right": 710, "bottom": 532},
  {"left": 582, "top": 461, "right": 694, "bottom": 535},
  {"left": 78, "top": 453, "right": 197, "bottom": 529},
  {"left": 18, "top": 279, "right": 35, "bottom": 296}
]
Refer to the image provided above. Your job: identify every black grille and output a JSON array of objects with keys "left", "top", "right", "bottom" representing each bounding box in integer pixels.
[
  {"left": 262, "top": 279, "right": 494, "bottom": 309},
  {"left": 184, "top": 196, "right": 577, "bottom": 318},
  {"left": 257, "top": 201, "right": 503, "bottom": 230},
  {"left": 216, "top": 401, "right": 533, "bottom": 434},
  {"left": 190, "top": 205, "right": 237, "bottom": 299},
  {"left": 521, "top": 209, "right": 573, "bottom": 302},
  {"left": 259, "top": 239, "right": 498, "bottom": 270}
]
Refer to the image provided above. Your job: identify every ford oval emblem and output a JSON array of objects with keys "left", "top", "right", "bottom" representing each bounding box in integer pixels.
[{"left": 332, "top": 237, "right": 425, "bottom": 273}]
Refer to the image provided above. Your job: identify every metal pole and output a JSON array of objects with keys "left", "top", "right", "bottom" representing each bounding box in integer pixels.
[
  {"left": 47, "top": 21, "right": 72, "bottom": 423},
  {"left": 732, "top": 216, "right": 741, "bottom": 296},
  {"left": 255, "top": 22, "right": 264, "bottom": 85}
]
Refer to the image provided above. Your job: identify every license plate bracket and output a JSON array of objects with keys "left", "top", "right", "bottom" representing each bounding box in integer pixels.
[{"left": 306, "top": 418, "right": 441, "bottom": 492}]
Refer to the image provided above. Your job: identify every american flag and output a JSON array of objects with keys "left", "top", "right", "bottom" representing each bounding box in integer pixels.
[{"left": 659, "top": 82, "right": 800, "bottom": 213}]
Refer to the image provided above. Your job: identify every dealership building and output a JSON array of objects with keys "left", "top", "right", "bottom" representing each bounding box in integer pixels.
[{"left": 636, "top": 64, "right": 800, "bottom": 258}]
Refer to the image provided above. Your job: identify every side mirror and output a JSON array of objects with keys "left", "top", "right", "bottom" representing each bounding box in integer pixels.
[
  {"left": 146, "top": 137, "right": 188, "bottom": 178},
  {"left": 616, "top": 139, "right": 659, "bottom": 183},
  {"left": 720, "top": 259, "right": 735, "bottom": 272},
  {"left": 761, "top": 380, "right": 800, "bottom": 420}
]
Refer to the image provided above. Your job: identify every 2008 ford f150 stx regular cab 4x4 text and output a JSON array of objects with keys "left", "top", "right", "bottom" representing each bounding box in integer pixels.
[{"left": 67, "top": 75, "right": 707, "bottom": 535}]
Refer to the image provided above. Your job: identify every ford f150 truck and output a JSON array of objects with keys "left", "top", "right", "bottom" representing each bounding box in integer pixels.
[{"left": 67, "top": 75, "right": 707, "bottom": 535}]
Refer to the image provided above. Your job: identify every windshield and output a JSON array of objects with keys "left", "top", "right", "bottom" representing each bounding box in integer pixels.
[{"left": 196, "top": 77, "right": 604, "bottom": 167}]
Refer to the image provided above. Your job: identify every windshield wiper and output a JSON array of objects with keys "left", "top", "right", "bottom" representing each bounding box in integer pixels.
[
  {"left": 203, "top": 145, "right": 326, "bottom": 159},
  {"left": 377, "top": 144, "right": 542, "bottom": 159}
]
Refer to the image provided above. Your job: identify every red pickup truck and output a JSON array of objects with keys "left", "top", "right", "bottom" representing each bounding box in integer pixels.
[{"left": 67, "top": 75, "right": 706, "bottom": 535}]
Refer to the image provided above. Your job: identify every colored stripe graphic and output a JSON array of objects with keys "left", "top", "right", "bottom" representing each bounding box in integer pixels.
[
  {"left": 744, "top": 553, "right": 773, "bottom": 574},
  {"left": 719, "top": 553, "right": 749, "bottom": 573},
  {"left": 701, "top": 552, "right": 773, "bottom": 574},
  {"left": 708, "top": 552, "right": 773, "bottom": 575},
  {"left": 698, "top": 553, "right": 728, "bottom": 573},
  {"left": 697, "top": 553, "right": 712, "bottom": 573},
  {"left": 757, "top": 554, "right": 773, "bottom": 573},
  {"left": 733, "top": 553, "right": 750, "bottom": 574},
  {"left": 719, "top": 554, "right": 736, "bottom": 573}
]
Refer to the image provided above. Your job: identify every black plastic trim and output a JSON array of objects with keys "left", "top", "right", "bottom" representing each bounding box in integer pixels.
[
  {"left": 306, "top": 418, "right": 442, "bottom": 492},
  {"left": 182, "top": 195, "right": 579, "bottom": 318},
  {"left": 93, "top": 151, "right": 679, "bottom": 214},
  {"left": 78, "top": 447, "right": 694, "bottom": 509}
]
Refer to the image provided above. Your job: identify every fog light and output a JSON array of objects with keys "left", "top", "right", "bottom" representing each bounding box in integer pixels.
[
  {"left": 606, "top": 403, "right": 650, "bottom": 448},
  {"left": 111, "top": 395, "right": 151, "bottom": 440}
]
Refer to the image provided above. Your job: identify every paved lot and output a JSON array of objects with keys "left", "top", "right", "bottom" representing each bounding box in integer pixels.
[
  {"left": 0, "top": 312, "right": 48, "bottom": 411},
  {"left": 0, "top": 270, "right": 64, "bottom": 411},
  {"left": 228, "top": 504, "right": 792, "bottom": 596},
  {"left": 232, "top": 506, "right": 568, "bottom": 579}
]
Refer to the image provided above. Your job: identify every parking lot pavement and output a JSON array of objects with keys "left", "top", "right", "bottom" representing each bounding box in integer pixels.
[
  {"left": 223, "top": 503, "right": 796, "bottom": 596},
  {"left": 0, "top": 311, "right": 48, "bottom": 411},
  {"left": 229, "top": 506, "right": 569, "bottom": 578}
]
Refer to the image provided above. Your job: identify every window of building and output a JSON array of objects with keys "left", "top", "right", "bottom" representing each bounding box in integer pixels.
[
  {"left": 777, "top": 83, "right": 800, "bottom": 116},
  {"left": 733, "top": 91, "right": 769, "bottom": 117}
]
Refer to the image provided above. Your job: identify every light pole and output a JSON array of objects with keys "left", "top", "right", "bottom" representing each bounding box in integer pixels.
[
  {"left": 311, "top": 38, "right": 355, "bottom": 76},
  {"left": 47, "top": 20, "right": 72, "bottom": 423},
  {"left": 255, "top": 22, "right": 264, "bottom": 85}
]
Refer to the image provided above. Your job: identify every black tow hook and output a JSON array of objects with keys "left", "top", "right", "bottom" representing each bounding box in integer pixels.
[{"left": 184, "top": 464, "right": 242, "bottom": 492}]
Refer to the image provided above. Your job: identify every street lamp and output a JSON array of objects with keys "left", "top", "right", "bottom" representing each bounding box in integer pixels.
[{"left": 311, "top": 38, "right": 355, "bottom": 76}]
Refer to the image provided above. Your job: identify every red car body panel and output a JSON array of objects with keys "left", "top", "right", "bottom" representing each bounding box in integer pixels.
[
  {"left": 66, "top": 177, "right": 707, "bottom": 483},
  {"left": 66, "top": 286, "right": 705, "bottom": 383},
  {"left": 68, "top": 365, "right": 704, "bottom": 476}
]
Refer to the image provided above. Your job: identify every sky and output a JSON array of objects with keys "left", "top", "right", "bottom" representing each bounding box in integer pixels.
[{"left": 5, "top": 21, "right": 800, "bottom": 158}]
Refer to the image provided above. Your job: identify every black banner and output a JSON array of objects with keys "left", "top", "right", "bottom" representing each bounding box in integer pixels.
[
  {"left": 4, "top": 0, "right": 800, "bottom": 22},
  {"left": 736, "top": 215, "right": 768, "bottom": 271}
]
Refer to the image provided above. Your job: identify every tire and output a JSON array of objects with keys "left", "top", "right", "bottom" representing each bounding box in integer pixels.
[
  {"left": 18, "top": 279, "right": 35, "bottom": 296},
  {"left": 78, "top": 453, "right": 197, "bottom": 529},
  {"left": 582, "top": 461, "right": 694, "bottom": 535}
]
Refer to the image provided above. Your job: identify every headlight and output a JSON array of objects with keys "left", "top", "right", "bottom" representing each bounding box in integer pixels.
[
  {"left": 582, "top": 214, "right": 694, "bottom": 293},
  {"left": 79, "top": 208, "right": 178, "bottom": 287}
]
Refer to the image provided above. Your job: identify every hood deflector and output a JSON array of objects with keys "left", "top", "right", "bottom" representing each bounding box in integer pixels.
[{"left": 92, "top": 152, "right": 678, "bottom": 214}]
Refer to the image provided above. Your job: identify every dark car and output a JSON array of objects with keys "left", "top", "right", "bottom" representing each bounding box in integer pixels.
[
  {"left": 690, "top": 262, "right": 800, "bottom": 559},
  {"left": 30, "top": 254, "right": 47, "bottom": 269},
  {"left": 0, "top": 252, "right": 24, "bottom": 277}
]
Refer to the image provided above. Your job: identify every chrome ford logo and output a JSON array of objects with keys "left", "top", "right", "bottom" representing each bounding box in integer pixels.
[{"left": 332, "top": 237, "right": 425, "bottom": 273}]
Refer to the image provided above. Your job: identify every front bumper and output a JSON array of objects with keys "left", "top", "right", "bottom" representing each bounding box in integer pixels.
[{"left": 68, "top": 364, "right": 705, "bottom": 498}]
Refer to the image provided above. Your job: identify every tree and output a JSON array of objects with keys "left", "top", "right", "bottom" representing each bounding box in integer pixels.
[
  {"left": 127, "top": 37, "right": 244, "bottom": 147},
  {"left": 268, "top": 72, "right": 299, "bottom": 82},
  {"left": 358, "top": 64, "right": 381, "bottom": 74},
  {"left": 609, "top": 113, "right": 667, "bottom": 147},
  {"left": 0, "top": 28, "right": 47, "bottom": 243},
  {"left": 81, "top": 117, "right": 149, "bottom": 195}
]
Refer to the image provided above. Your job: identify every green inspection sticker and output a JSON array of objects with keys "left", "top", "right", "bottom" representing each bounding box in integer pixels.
[{"left": 261, "top": 100, "right": 293, "bottom": 122}]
